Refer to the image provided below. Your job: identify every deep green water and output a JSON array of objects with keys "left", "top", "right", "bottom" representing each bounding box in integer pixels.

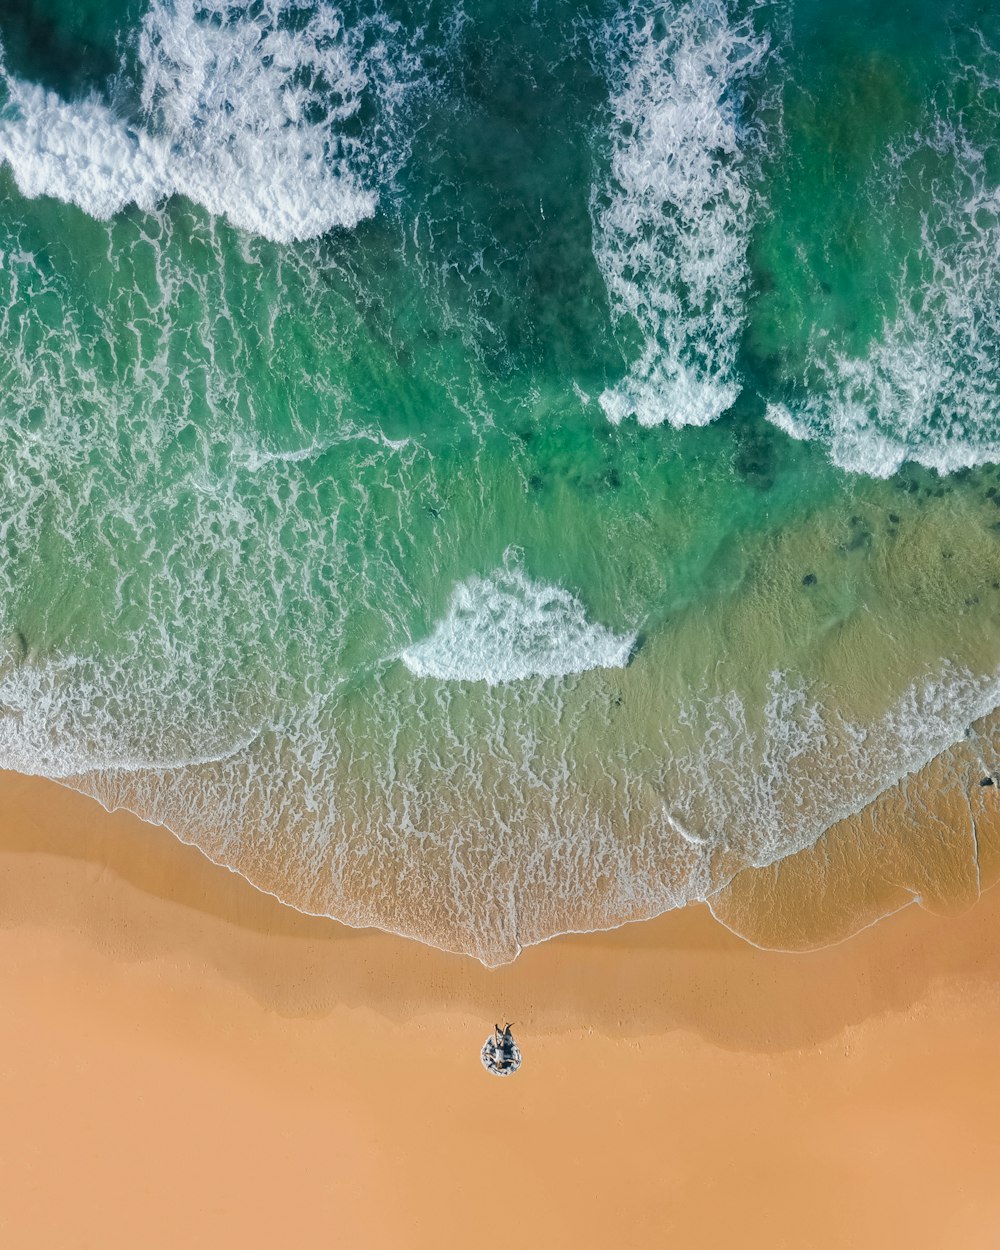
[{"left": 0, "top": 0, "right": 999, "bottom": 961}]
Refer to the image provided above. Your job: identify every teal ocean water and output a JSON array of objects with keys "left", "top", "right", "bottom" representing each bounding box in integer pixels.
[{"left": 1, "top": 0, "right": 1000, "bottom": 962}]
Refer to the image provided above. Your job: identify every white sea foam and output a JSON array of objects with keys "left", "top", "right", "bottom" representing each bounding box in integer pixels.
[
  {"left": 236, "top": 425, "right": 414, "bottom": 472},
  {"left": 0, "top": 7, "right": 998, "bottom": 966},
  {"left": 768, "top": 82, "right": 1000, "bottom": 476},
  {"left": 0, "top": 81, "right": 172, "bottom": 220},
  {"left": 400, "top": 560, "right": 636, "bottom": 685},
  {"left": 767, "top": 209, "right": 1000, "bottom": 476},
  {"left": 0, "top": 0, "right": 419, "bottom": 241},
  {"left": 63, "top": 649, "right": 1000, "bottom": 966},
  {"left": 659, "top": 665, "right": 1000, "bottom": 869},
  {"left": 592, "top": 0, "right": 769, "bottom": 428},
  {"left": 0, "top": 646, "right": 262, "bottom": 777}
]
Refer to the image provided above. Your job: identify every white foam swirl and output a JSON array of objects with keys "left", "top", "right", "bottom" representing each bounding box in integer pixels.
[
  {"left": 0, "top": 646, "right": 262, "bottom": 778},
  {"left": 767, "top": 62, "right": 1000, "bottom": 476},
  {"left": 592, "top": 0, "right": 769, "bottom": 428},
  {"left": 401, "top": 562, "right": 636, "bottom": 685},
  {"left": 0, "top": 0, "right": 418, "bottom": 241}
]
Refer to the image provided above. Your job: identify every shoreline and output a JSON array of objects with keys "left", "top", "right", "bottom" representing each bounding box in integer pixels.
[
  {"left": 4, "top": 765, "right": 999, "bottom": 1036},
  {"left": 3, "top": 768, "right": 1000, "bottom": 1246},
  {"left": 60, "top": 698, "right": 1000, "bottom": 967}
]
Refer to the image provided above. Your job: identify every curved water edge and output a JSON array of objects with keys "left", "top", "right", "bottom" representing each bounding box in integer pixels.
[
  {"left": 0, "top": 0, "right": 996, "bottom": 964},
  {"left": 51, "top": 692, "right": 1000, "bottom": 967},
  {"left": 47, "top": 657, "right": 1000, "bottom": 967}
]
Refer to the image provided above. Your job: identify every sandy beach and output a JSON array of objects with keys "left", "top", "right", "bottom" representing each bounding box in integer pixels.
[{"left": 2, "top": 768, "right": 1000, "bottom": 1249}]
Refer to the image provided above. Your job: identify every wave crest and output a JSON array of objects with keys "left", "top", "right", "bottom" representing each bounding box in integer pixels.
[
  {"left": 400, "top": 560, "right": 636, "bottom": 685},
  {"left": 592, "top": 0, "right": 770, "bottom": 429},
  {"left": 0, "top": 0, "right": 421, "bottom": 241},
  {"left": 766, "top": 55, "right": 1000, "bottom": 476}
]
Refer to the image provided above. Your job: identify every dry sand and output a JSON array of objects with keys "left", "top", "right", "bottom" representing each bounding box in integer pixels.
[{"left": 2, "top": 768, "right": 1000, "bottom": 1249}]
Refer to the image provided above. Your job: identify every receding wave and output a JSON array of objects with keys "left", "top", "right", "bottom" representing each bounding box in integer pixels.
[
  {"left": 400, "top": 559, "right": 636, "bottom": 685},
  {"left": 0, "top": 0, "right": 421, "bottom": 241},
  {"left": 591, "top": 0, "right": 770, "bottom": 429},
  {"left": 55, "top": 657, "right": 1000, "bottom": 966}
]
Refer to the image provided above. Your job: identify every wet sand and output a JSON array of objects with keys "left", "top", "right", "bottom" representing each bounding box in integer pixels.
[{"left": 2, "top": 768, "right": 1000, "bottom": 1248}]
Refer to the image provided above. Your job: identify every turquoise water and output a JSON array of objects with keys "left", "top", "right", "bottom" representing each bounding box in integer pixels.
[{"left": 0, "top": 0, "right": 999, "bottom": 961}]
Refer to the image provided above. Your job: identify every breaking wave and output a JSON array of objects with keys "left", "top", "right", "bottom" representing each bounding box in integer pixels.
[
  {"left": 0, "top": 0, "right": 997, "bottom": 967},
  {"left": 401, "top": 558, "right": 636, "bottom": 685},
  {"left": 766, "top": 55, "right": 1000, "bottom": 476},
  {"left": 0, "top": 0, "right": 421, "bottom": 241},
  {"left": 591, "top": 0, "right": 770, "bottom": 429}
]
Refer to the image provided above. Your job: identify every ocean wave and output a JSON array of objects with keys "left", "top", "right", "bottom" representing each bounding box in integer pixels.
[
  {"left": 660, "top": 664, "right": 1000, "bottom": 869},
  {"left": 0, "top": 644, "right": 263, "bottom": 777},
  {"left": 766, "top": 62, "right": 1000, "bottom": 476},
  {"left": 59, "top": 655, "right": 1000, "bottom": 966},
  {"left": 400, "top": 557, "right": 636, "bottom": 684},
  {"left": 591, "top": 0, "right": 770, "bottom": 428},
  {"left": 0, "top": 0, "right": 421, "bottom": 241}
]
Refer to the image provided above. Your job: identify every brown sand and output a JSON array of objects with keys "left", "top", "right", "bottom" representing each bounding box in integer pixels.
[{"left": 2, "top": 769, "right": 1000, "bottom": 1249}]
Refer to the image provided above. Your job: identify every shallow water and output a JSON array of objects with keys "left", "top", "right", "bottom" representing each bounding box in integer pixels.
[{"left": 0, "top": 0, "right": 999, "bottom": 961}]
